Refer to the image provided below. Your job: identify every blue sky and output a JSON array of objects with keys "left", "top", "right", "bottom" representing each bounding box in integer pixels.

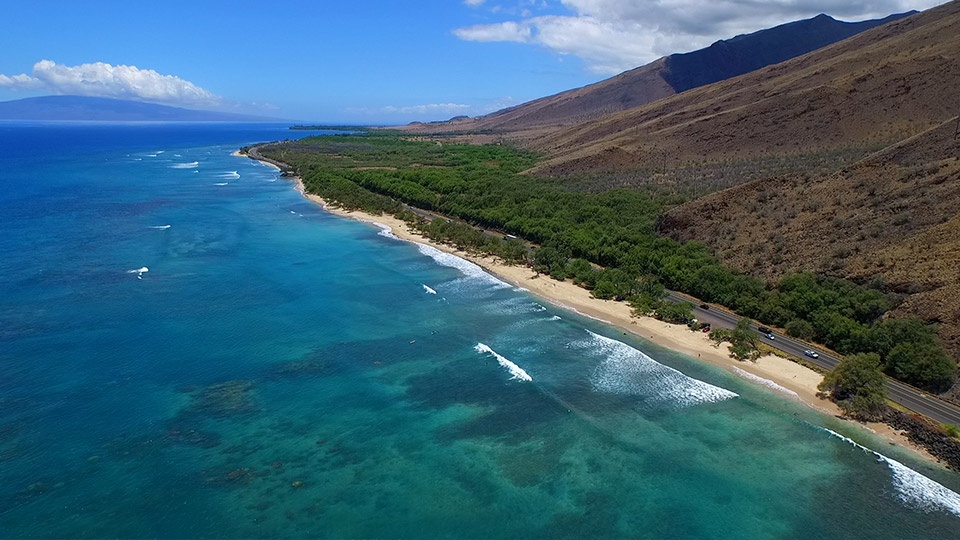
[{"left": 0, "top": 0, "right": 946, "bottom": 123}]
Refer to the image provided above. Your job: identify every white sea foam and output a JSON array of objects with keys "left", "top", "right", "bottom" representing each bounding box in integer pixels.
[
  {"left": 213, "top": 182, "right": 228, "bottom": 186},
  {"left": 217, "top": 171, "right": 240, "bottom": 179},
  {"left": 366, "top": 221, "right": 398, "bottom": 240},
  {"left": 822, "top": 428, "right": 960, "bottom": 517},
  {"left": 549, "top": 315, "right": 562, "bottom": 321},
  {"left": 127, "top": 266, "right": 149, "bottom": 280},
  {"left": 149, "top": 225, "right": 171, "bottom": 230},
  {"left": 422, "top": 284, "right": 437, "bottom": 295},
  {"left": 474, "top": 343, "right": 532, "bottom": 382},
  {"left": 580, "top": 331, "right": 737, "bottom": 408},
  {"left": 489, "top": 296, "right": 548, "bottom": 315},
  {"left": 170, "top": 161, "right": 199, "bottom": 169},
  {"left": 415, "top": 243, "right": 509, "bottom": 288},
  {"left": 732, "top": 367, "right": 799, "bottom": 399},
  {"left": 358, "top": 221, "right": 507, "bottom": 288}
]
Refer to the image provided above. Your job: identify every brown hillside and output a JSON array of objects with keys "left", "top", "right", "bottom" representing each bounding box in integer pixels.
[
  {"left": 477, "top": 58, "right": 676, "bottom": 132},
  {"left": 404, "top": 58, "right": 676, "bottom": 139},
  {"left": 661, "top": 113, "right": 960, "bottom": 355},
  {"left": 404, "top": 12, "right": 907, "bottom": 140},
  {"left": 529, "top": 1, "right": 960, "bottom": 178},
  {"left": 540, "top": 1, "right": 960, "bottom": 371}
]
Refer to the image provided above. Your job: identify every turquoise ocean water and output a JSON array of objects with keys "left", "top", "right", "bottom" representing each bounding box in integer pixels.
[{"left": 1, "top": 123, "right": 960, "bottom": 539}]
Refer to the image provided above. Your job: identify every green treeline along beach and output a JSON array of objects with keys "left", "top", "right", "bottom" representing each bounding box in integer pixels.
[{"left": 254, "top": 132, "right": 957, "bottom": 395}]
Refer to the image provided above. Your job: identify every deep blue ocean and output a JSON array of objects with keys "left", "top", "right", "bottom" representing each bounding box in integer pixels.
[{"left": 2, "top": 122, "right": 960, "bottom": 539}]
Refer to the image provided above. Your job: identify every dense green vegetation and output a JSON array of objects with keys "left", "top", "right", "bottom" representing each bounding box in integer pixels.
[
  {"left": 818, "top": 353, "right": 888, "bottom": 420},
  {"left": 709, "top": 318, "right": 762, "bottom": 362},
  {"left": 258, "top": 132, "right": 957, "bottom": 393}
]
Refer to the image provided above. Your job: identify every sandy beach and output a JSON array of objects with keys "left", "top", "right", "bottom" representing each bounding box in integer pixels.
[{"left": 243, "top": 151, "right": 939, "bottom": 465}]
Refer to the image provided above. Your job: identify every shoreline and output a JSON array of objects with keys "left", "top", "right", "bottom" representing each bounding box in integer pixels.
[{"left": 240, "top": 150, "right": 941, "bottom": 467}]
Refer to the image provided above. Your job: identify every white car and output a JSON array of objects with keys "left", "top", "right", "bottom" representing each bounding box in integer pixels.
[{"left": 804, "top": 350, "right": 819, "bottom": 359}]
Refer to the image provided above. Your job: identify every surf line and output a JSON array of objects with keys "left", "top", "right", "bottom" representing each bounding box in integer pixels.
[
  {"left": 474, "top": 343, "right": 532, "bottom": 382},
  {"left": 127, "top": 267, "right": 149, "bottom": 280},
  {"left": 821, "top": 427, "right": 960, "bottom": 517}
]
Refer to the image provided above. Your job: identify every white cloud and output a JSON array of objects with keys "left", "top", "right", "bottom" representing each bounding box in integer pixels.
[
  {"left": 345, "top": 102, "right": 490, "bottom": 122},
  {"left": 455, "top": 0, "right": 946, "bottom": 74},
  {"left": 454, "top": 20, "right": 534, "bottom": 42},
  {"left": 382, "top": 103, "right": 473, "bottom": 115},
  {"left": 0, "top": 73, "right": 43, "bottom": 89},
  {"left": 0, "top": 60, "right": 220, "bottom": 107}
]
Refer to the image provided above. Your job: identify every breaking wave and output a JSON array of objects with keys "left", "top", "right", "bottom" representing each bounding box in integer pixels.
[
  {"left": 474, "top": 343, "right": 532, "bottom": 382},
  {"left": 367, "top": 221, "right": 398, "bottom": 240},
  {"left": 149, "top": 225, "right": 171, "bottom": 230},
  {"left": 217, "top": 171, "right": 240, "bottom": 179},
  {"left": 822, "top": 428, "right": 960, "bottom": 517},
  {"left": 422, "top": 284, "right": 437, "bottom": 295},
  {"left": 170, "top": 161, "right": 199, "bottom": 169},
  {"left": 416, "top": 244, "right": 509, "bottom": 288},
  {"left": 127, "top": 266, "right": 149, "bottom": 280},
  {"left": 580, "top": 331, "right": 737, "bottom": 408},
  {"left": 213, "top": 182, "right": 228, "bottom": 186},
  {"left": 490, "top": 296, "right": 548, "bottom": 315},
  {"left": 732, "top": 367, "right": 799, "bottom": 399}
]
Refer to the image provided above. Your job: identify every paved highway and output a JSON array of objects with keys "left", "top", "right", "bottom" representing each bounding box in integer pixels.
[
  {"left": 665, "top": 291, "right": 960, "bottom": 426},
  {"left": 246, "top": 146, "right": 960, "bottom": 427}
]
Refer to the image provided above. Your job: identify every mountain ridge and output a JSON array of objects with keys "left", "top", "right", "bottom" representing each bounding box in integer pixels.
[
  {"left": 400, "top": 1, "right": 960, "bottom": 388},
  {"left": 0, "top": 95, "right": 281, "bottom": 122},
  {"left": 526, "top": 2, "right": 958, "bottom": 176},
  {"left": 408, "top": 11, "right": 913, "bottom": 136}
]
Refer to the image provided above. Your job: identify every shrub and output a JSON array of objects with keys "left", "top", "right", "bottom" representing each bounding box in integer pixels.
[{"left": 818, "top": 353, "right": 888, "bottom": 420}]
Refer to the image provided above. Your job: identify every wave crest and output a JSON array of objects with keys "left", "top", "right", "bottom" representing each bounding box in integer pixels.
[
  {"left": 581, "top": 331, "right": 737, "bottom": 408},
  {"left": 416, "top": 244, "right": 508, "bottom": 288},
  {"left": 822, "top": 428, "right": 960, "bottom": 517},
  {"left": 732, "top": 367, "right": 799, "bottom": 399},
  {"left": 474, "top": 343, "right": 532, "bottom": 382}
]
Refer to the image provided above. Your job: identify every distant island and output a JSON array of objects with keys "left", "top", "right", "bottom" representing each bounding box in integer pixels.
[
  {"left": 290, "top": 125, "right": 370, "bottom": 131},
  {"left": 0, "top": 95, "right": 282, "bottom": 122}
]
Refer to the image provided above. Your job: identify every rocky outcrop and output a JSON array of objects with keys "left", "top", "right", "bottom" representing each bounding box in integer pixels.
[{"left": 883, "top": 409, "right": 960, "bottom": 470}]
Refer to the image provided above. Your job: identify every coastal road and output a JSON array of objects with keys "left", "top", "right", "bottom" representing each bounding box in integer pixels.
[
  {"left": 245, "top": 144, "right": 960, "bottom": 426},
  {"left": 665, "top": 292, "right": 960, "bottom": 426}
]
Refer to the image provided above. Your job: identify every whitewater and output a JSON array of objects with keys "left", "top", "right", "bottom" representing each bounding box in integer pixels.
[{"left": 0, "top": 122, "right": 958, "bottom": 539}]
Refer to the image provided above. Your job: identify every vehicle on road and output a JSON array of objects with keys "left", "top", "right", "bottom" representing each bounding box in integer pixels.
[{"left": 804, "top": 350, "right": 820, "bottom": 359}]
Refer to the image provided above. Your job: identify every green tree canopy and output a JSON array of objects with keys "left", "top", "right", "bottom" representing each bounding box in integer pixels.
[
  {"left": 818, "top": 352, "right": 888, "bottom": 420},
  {"left": 885, "top": 341, "right": 957, "bottom": 393},
  {"left": 656, "top": 301, "right": 694, "bottom": 325}
]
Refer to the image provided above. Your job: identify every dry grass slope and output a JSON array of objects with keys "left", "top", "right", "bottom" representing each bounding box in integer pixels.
[{"left": 527, "top": 2, "right": 960, "bottom": 178}]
